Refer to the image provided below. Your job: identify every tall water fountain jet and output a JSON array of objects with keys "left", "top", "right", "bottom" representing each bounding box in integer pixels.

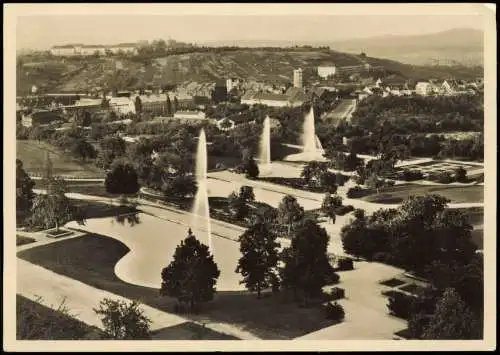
[
  {"left": 302, "top": 106, "right": 318, "bottom": 154},
  {"left": 191, "top": 129, "right": 212, "bottom": 252},
  {"left": 258, "top": 115, "right": 272, "bottom": 175}
]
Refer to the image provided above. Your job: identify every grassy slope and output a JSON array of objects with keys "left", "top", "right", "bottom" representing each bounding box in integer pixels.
[
  {"left": 16, "top": 295, "right": 100, "bottom": 340},
  {"left": 17, "top": 49, "right": 481, "bottom": 94},
  {"left": 16, "top": 140, "right": 104, "bottom": 178},
  {"left": 18, "top": 233, "right": 336, "bottom": 339}
]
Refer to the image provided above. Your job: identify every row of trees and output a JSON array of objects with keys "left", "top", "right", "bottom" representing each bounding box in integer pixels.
[{"left": 160, "top": 215, "right": 339, "bottom": 310}]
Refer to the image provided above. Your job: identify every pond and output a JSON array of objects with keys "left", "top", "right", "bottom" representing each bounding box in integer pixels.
[{"left": 67, "top": 211, "right": 248, "bottom": 292}]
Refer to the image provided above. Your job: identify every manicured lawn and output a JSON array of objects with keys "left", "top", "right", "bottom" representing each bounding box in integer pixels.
[
  {"left": 16, "top": 235, "right": 36, "bottom": 246},
  {"left": 34, "top": 179, "right": 112, "bottom": 198},
  {"left": 17, "top": 140, "right": 104, "bottom": 178},
  {"left": 18, "top": 233, "right": 338, "bottom": 340},
  {"left": 360, "top": 184, "right": 483, "bottom": 204},
  {"left": 16, "top": 295, "right": 101, "bottom": 340}
]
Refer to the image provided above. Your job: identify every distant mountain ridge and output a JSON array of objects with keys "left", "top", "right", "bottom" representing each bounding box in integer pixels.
[
  {"left": 328, "top": 28, "right": 484, "bottom": 67},
  {"left": 199, "top": 28, "right": 484, "bottom": 67}
]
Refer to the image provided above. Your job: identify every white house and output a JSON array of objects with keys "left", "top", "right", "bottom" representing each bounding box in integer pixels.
[
  {"left": 317, "top": 66, "right": 337, "bottom": 79},
  {"left": 241, "top": 92, "right": 304, "bottom": 108},
  {"left": 50, "top": 44, "right": 80, "bottom": 56},
  {"left": 415, "top": 82, "right": 437, "bottom": 96}
]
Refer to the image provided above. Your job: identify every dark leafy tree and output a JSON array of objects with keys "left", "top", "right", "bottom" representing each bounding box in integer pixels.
[
  {"left": 166, "top": 95, "right": 173, "bottom": 116},
  {"left": 244, "top": 156, "right": 259, "bottom": 179},
  {"left": 16, "top": 159, "right": 35, "bottom": 219},
  {"left": 236, "top": 222, "right": 280, "bottom": 298},
  {"left": 173, "top": 96, "right": 179, "bottom": 113},
  {"left": 134, "top": 96, "right": 142, "bottom": 114},
  {"left": 96, "top": 136, "right": 127, "bottom": 170},
  {"left": 29, "top": 153, "right": 85, "bottom": 231},
  {"left": 280, "top": 219, "right": 337, "bottom": 305},
  {"left": 454, "top": 166, "right": 468, "bottom": 183},
  {"left": 227, "top": 191, "right": 249, "bottom": 220},
  {"left": 239, "top": 185, "right": 255, "bottom": 203},
  {"left": 277, "top": 195, "right": 305, "bottom": 236},
  {"left": 321, "top": 192, "right": 340, "bottom": 223},
  {"left": 160, "top": 231, "right": 220, "bottom": 312},
  {"left": 70, "top": 139, "right": 97, "bottom": 161},
  {"left": 105, "top": 161, "right": 140, "bottom": 195},
  {"left": 93, "top": 298, "right": 152, "bottom": 340},
  {"left": 163, "top": 174, "right": 197, "bottom": 198},
  {"left": 421, "top": 288, "right": 482, "bottom": 340}
]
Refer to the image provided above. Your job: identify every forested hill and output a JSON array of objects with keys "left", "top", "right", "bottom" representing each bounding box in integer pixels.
[{"left": 17, "top": 48, "right": 483, "bottom": 94}]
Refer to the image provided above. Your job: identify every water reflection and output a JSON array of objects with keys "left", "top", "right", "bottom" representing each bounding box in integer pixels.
[{"left": 112, "top": 212, "right": 141, "bottom": 227}]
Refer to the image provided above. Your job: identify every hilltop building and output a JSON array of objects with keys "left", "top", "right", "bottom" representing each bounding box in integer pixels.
[
  {"left": 50, "top": 43, "right": 139, "bottom": 56},
  {"left": 317, "top": 65, "right": 337, "bottom": 79}
]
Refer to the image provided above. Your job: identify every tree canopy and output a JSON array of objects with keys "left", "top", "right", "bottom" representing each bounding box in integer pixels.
[
  {"left": 160, "top": 231, "right": 220, "bottom": 312},
  {"left": 236, "top": 222, "right": 281, "bottom": 298}
]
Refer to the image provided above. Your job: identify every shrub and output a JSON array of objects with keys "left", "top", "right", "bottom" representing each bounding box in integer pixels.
[
  {"left": 330, "top": 287, "right": 346, "bottom": 300},
  {"left": 325, "top": 268, "right": 341, "bottom": 285},
  {"left": 387, "top": 292, "right": 417, "bottom": 320},
  {"left": 399, "top": 170, "right": 424, "bottom": 181},
  {"left": 428, "top": 171, "right": 455, "bottom": 184},
  {"left": 324, "top": 302, "right": 345, "bottom": 322},
  {"left": 346, "top": 185, "right": 369, "bottom": 198},
  {"left": 337, "top": 257, "right": 354, "bottom": 271},
  {"left": 335, "top": 205, "right": 354, "bottom": 216},
  {"left": 373, "top": 252, "right": 392, "bottom": 263}
]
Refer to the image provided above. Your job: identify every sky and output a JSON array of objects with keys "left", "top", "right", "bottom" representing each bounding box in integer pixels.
[{"left": 16, "top": 13, "right": 484, "bottom": 50}]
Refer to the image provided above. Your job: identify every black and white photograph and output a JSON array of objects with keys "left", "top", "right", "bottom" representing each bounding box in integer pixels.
[{"left": 3, "top": 3, "right": 496, "bottom": 352}]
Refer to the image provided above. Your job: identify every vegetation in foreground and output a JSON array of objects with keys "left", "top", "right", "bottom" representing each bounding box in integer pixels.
[{"left": 16, "top": 295, "right": 100, "bottom": 340}]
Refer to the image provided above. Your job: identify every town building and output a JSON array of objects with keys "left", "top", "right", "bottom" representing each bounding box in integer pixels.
[
  {"left": 317, "top": 65, "right": 337, "bottom": 79},
  {"left": 441, "top": 80, "right": 460, "bottom": 96},
  {"left": 50, "top": 44, "right": 81, "bottom": 56},
  {"left": 415, "top": 81, "right": 438, "bottom": 96},
  {"left": 241, "top": 87, "right": 307, "bottom": 108},
  {"left": 293, "top": 68, "right": 303, "bottom": 88},
  {"left": 108, "top": 43, "right": 139, "bottom": 55},
  {"left": 109, "top": 97, "right": 136, "bottom": 115}
]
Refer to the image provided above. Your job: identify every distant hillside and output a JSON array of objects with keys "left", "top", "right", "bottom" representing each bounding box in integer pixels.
[
  {"left": 16, "top": 47, "right": 482, "bottom": 94},
  {"left": 329, "top": 28, "right": 484, "bottom": 67}
]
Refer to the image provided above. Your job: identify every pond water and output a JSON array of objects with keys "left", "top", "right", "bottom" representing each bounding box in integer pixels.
[{"left": 67, "top": 212, "right": 246, "bottom": 292}]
